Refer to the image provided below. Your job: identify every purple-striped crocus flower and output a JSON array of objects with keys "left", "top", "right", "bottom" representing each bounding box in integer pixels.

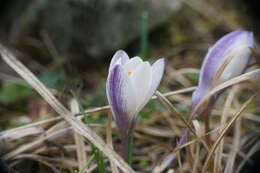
[
  {"left": 106, "top": 50, "right": 165, "bottom": 135},
  {"left": 192, "top": 30, "right": 254, "bottom": 110}
]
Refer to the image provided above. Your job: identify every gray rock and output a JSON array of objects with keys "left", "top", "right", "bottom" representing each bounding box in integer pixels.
[{"left": 2, "top": 0, "right": 182, "bottom": 59}]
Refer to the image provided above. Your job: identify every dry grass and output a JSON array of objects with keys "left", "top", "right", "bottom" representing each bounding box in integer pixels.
[{"left": 0, "top": 43, "right": 259, "bottom": 173}]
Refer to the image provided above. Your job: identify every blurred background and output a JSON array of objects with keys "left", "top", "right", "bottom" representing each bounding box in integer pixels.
[{"left": 0, "top": 0, "right": 259, "bottom": 172}]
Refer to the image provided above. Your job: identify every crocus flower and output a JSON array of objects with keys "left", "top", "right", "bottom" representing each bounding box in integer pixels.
[
  {"left": 192, "top": 30, "right": 254, "bottom": 110},
  {"left": 106, "top": 50, "right": 165, "bottom": 135}
]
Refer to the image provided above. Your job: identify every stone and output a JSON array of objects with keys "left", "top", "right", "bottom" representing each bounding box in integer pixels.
[{"left": 0, "top": 0, "right": 182, "bottom": 60}]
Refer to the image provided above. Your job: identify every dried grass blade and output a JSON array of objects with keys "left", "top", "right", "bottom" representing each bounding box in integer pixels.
[
  {"left": 177, "top": 151, "right": 184, "bottom": 173},
  {"left": 155, "top": 91, "right": 196, "bottom": 136},
  {"left": 191, "top": 69, "right": 260, "bottom": 118},
  {"left": 201, "top": 94, "right": 257, "bottom": 173},
  {"left": 213, "top": 86, "right": 239, "bottom": 173},
  {"left": 192, "top": 145, "right": 200, "bottom": 173},
  {"left": 0, "top": 126, "right": 43, "bottom": 141},
  {"left": 0, "top": 44, "right": 135, "bottom": 173},
  {"left": 3, "top": 127, "right": 72, "bottom": 160},
  {"left": 70, "top": 99, "right": 87, "bottom": 171},
  {"left": 152, "top": 127, "right": 217, "bottom": 173},
  {"left": 0, "top": 87, "right": 196, "bottom": 141},
  {"left": 106, "top": 111, "right": 119, "bottom": 173},
  {"left": 224, "top": 115, "right": 241, "bottom": 173}
]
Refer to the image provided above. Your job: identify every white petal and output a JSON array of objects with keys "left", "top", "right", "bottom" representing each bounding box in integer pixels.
[
  {"left": 220, "top": 47, "right": 251, "bottom": 83},
  {"left": 123, "top": 56, "right": 143, "bottom": 73},
  {"left": 130, "top": 62, "right": 152, "bottom": 112},
  {"left": 119, "top": 67, "right": 138, "bottom": 118},
  {"left": 150, "top": 58, "right": 165, "bottom": 94},
  {"left": 124, "top": 76, "right": 137, "bottom": 118},
  {"left": 139, "top": 58, "right": 165, "bottom": 109},
  {"left": 109, "top": 50, "right": 129, "bottom": 71}
]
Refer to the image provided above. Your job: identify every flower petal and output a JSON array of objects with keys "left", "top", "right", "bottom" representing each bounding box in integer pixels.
[
  {"left": 106, "top": 64, "right": 136, "bottom": 133},
  {"left": 199, "top": 30, "right": 251, "bottom": 88},
  {"left": 220, "top": 47, "right": 251, "bottom": 82},
  {"left": 150, "top": 58, "right": 165, "bottom": 94},
  {"left": 130, "top": 61, "right": 152, "bottom": 112},
  {"left": 123, "top": 56, "right": 143, "bottom": 73},
  {"left": 192, "top": 30, "right": 254, "bottom": 107},
  {"left": 109, "top": 50, "right": 129, "bottom": 71},
  {"left": 138, "top": 58, "right": 165, "bottom": 111},
  {"left": 106, "top": 51, "right": 165, "bottom": 134}
]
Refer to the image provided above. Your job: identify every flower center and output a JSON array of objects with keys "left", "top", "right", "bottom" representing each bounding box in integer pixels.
[{"left": 128, "top": 72, "right": 132, "bottom": 76}]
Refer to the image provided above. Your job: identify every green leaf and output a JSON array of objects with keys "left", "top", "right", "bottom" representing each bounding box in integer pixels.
[
  {"left": 174, "top": 104, "right": 189, "bottom": 115},
  {"left": 0, "top": 82, "right": 32, "bottom": 104},
  {"left": 186, "top": 72, "right": 199, "bottom": 82},
  {"left": 140, "top": 101, "right": 165, "bottom": 120},
  {"left": 39, "top": 71, "right": 65, "bottom": 89}
]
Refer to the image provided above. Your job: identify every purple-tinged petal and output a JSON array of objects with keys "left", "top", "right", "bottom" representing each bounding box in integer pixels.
[
  {"left": 199, "top": 30, "right": 253, "bottom": 89},
  {"left": 106, "top": 64, "right": 136, "bottom": 134},
  {"left": 106, "top": 51, "right": 165, "bottom": 134},
  {"left": 220, "top": 45, "right": 252, "bottom": 83},
  {"left": 192, "top": 30, "right": 254, "bottom": 107},
  {"left": 109, "top": 50, "right": 129, "bottom": 71}
]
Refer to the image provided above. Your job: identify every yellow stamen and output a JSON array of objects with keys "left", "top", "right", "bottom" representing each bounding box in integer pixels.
[{"left": 128, "top": 72, "right": 132, "bottom": 76}]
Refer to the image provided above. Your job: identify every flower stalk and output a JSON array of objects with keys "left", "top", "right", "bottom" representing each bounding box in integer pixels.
[{"left": 121, "top": 133, "right": 134, "bottom": 165}]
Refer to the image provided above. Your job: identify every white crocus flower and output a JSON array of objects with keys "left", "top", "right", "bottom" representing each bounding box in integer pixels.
[
  {"left": 192, "top": 30, "right": 254, "bottom": 110},
  {"left": 106, "top": 50, "right": 165, "bottom": 134}
]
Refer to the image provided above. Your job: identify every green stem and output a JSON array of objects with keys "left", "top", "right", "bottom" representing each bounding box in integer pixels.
[
  {"left": 139, "top": 11, "right": 149, "bottom": 60},
  {"left": 126, "top": 134, "right": 134, "bottom": 165},
  {"left": 122, "top": 133, "right": 134, "bottom": 166},
  {"left": 94, "top": 148, "right": 106, "bottom": 173}
]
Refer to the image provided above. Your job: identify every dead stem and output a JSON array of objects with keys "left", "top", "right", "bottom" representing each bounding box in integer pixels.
[
  {"left": 0, "top": 87, "right": 196, "bottom": 141},
  {"left": 201, "top": 94, "right": 257, "bottom": 173},
  {"left": 204, "top": 108, "right": 211, "bottom": 147},
  {"left": 107, "top": 111, "right": 119, "bottom": 173}
]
